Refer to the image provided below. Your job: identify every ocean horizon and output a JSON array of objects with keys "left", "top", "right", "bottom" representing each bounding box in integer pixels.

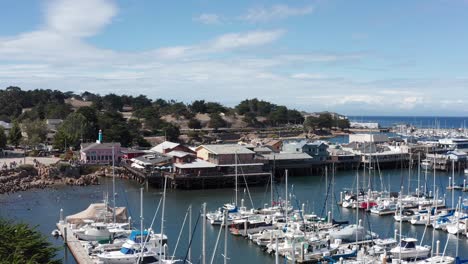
[{"left": 348, "top": 115, "right": 468, "bottom": 129}]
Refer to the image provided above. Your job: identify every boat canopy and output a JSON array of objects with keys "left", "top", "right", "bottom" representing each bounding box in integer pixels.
[{"left": 66, "top": 203, "right": 128, "bottom": 224}]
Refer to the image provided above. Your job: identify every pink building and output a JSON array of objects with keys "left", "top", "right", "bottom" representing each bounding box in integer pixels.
[{"left": 80, "top": 142, "right": 121, "bottom": 164}]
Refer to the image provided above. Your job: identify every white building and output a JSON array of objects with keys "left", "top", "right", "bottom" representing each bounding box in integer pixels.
[{"left": 349, "top": 133, "right": 389, "bottom": 143}]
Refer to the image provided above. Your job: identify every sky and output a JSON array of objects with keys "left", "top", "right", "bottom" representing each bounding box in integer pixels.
[{"left": 1, "top": 0, "right": 468, "bottom": 116}]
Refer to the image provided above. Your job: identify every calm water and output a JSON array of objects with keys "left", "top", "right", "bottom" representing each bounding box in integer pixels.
[
  {"left": 348, "top": 116, "right": 468, "bottom": 129},
  {"left": 1, "top": 168, "right": 468, "bottom": 263}
]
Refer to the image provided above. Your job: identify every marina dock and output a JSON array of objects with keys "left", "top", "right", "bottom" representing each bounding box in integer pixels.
[{"left": 56, "top": 222, "right": 95, "bottom": 264}]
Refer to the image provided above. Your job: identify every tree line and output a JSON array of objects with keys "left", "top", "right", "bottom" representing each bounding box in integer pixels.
[{"left": 0, "top": 87, "right": 349, "bottom": 150}]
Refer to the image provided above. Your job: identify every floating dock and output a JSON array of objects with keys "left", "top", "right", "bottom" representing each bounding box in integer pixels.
[{"left": 56, "top": 222, "right": 95, "bottom": 264}]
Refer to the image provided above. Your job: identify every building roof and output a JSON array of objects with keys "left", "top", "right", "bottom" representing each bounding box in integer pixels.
[
  {"left": 262, "top": 153, "right": 313, "bottom": 160},
  {"left": 150, "top": 141, "right": 180, "bottom": 153},
  {"left": 197, "top": 144, "right": 255, "bottom": 155},
  {"left": 166, "top": 150, "right": 195, "bottom": 158},
  {"left": 174, "top": 159, "right": 217, "bottom": 169},
  {"left": 132, "top": 154, "right": 171, "bottom": 166},
  {"left": 81, "top": 142, "right": 121, "bottom": 152},
  {"left": 254, "top": 146, "right": 273, "bottom": 153},
  {"left": 306, "top": 141, "right": 328, "bottom": 147},
  {"left": 264, "top": 139, "right": 282, "bottom": 146}
]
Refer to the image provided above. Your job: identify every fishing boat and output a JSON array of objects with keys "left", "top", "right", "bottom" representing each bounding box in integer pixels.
[{"left": 389, "top": 238, "right": 431, "bottom": 260}]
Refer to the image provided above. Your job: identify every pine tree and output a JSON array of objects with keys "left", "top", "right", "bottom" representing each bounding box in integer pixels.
[
  {"left": 8, "top": 121, "right": 22, "bottom": 147},
  {"left": 0, "top": 218, "right": 60, "bottom": 264}
]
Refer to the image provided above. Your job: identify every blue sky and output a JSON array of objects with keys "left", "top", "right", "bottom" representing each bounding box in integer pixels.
[{"left": 1, "top": 0, "right": 468, "bottom": 116}]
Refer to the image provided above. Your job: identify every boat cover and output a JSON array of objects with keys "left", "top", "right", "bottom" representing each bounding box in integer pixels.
[{"left": 66, "top": 203, "right": 128, "bottom": 224}]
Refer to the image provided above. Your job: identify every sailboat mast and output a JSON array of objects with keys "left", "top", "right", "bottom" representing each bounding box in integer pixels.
[
  {"left": 355, "top": 170, "right": 359, "bottom": 244},
  {"left": 452, "top": 160, "right": 455, "bottom": 209},
  {"left": 112, "top": 144, "right": 116, "bottom": 224},
  {"left": 417, "top": 152, "right": 420, "bottom": 198},
  {"left": 285, "top": 169, "right": 289, "bottom": 226},
  {"left": 224, "top": 209, "right": 228, "bottom": 264},
  {"left": 325, "top": 166, "right": 328, "bottom": 215},
  {"left": 188, "top": 205, "right": 192, "bottom": 262},
  {"left": 235, "top": 152, "right": 238, "bottom": 207},
  {"left": 140, "top": 187, "right": 144, "bottom": 261},
  {"left": 160, "top": 176, "right": 167, "bottom": 260},
  {"left": 331, "top": 162, "right": 335, "bottom": 220},
  {"left": 202, "top": 202, "right": 207, "bottom": 264},
  {"left": 271, "top": 155, "right": 275, "bottom": 206}
]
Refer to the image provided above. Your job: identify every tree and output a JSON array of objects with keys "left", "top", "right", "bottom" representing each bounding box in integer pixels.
[
  {"left": 97, "top": 111, "right": 134, "bottom": 147},
  {"left": 163, "top": 123, "right": 180, "bottom": 142},
  {"left": 189, "top": 100, "right": 207, "bottom": 113},
  {"left": 23, "top": 119, "right": 47, "bottom": 146},
  {"left": 8, "top": 121, "right": 22, "bottom": 147},
  {"left": 268, "top": 106, "right": 288, "bottom": 125},
  {"left": 317, "top": 113, "right": 334, "bottom": 129},
  {"left": 0, "top": 127, "right": 6, "bottom": 148},
  {"left": 102, "top": 93, "right": 123, "bottom": 111},
  {"left": 208, "top": 113, "right": 227, "bottom": 129},
  {"left": 0, "top": 218, "right": 60, "bottom": 264},
  {"left": 188, "top": 118, "right": 202, "bottom": 129},
  {"left": 53, "top": 113, "right": 89, "bottom": 150},
  {"left": 76, "top": 106, "right": 99, "bottom": 141}
]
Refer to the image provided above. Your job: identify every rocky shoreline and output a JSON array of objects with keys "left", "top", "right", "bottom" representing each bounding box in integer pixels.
[{"left": 0, "top": 164, "right": 100, "bottom": 195}]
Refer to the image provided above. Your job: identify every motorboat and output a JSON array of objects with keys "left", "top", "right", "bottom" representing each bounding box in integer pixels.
[
  {"left": 97, "top": 230, "right": 172, "bottom": 264},
  {"left": 390, "top": 238, "right": 431, "bottom": 260},
  {"left": 74, "top": 221, "right": 130, "bottom": 241}
]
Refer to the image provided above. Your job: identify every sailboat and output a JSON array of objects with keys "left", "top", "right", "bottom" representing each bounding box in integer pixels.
[{"left": 98, "top": 179, "right": 174, "bottom": 264}]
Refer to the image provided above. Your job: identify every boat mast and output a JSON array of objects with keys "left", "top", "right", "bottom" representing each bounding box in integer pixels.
[
  {"left": 331, "top": 162, "right": 335, "bottom": 221},
  {"left": 235, "top": 152, "right": 238, "bottom": 207},
  {"left": 271, "top": 154, "right": 275, "bottom": 206},
  {"left": 355, "top": 170, "right": 359, "bottom": 244},
  {"left": 188, "top": 205, "right": 192, "bottom": 262},
  {"left": 407, "top": 153, "right": 411, "bottom": 195},
  {"left": 417, "top": 152, "right": 420, "bottom": 198},
  {"left": 224, "top": 209, "right": 228, "bottom": 264},
  {"left": 452, "top": 159, "right": 455, "bottom": 209},
  {"left": 160, "top": 176, "right": 167, "bottom": 261},
  {"left": 325, "top": 166, "right": 328, "bottom": 216},
  {"left": 140, "top": 187, "right": 144, "bottom": 261},
  {"left": 202, "top": 202, "right": 207, "bottom": 264},
  {"left": 285, "top": 169, "right": 289, "bottom": 227},
  {"left": 112, "top": 144, "right": 116, "bottom": 224}
]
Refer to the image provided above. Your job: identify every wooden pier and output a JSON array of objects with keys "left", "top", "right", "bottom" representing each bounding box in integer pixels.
[{"left": 56, "top": 222, "right": 95, "bottom": 264}]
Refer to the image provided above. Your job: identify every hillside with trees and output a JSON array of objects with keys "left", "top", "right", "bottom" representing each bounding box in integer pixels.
[{"left": 0, "top": 86, "right": 349, "bottom": 148}]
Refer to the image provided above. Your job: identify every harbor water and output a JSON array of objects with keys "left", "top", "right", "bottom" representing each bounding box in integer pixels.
[{"left": 1, "top": 168, "right": 468, "bottom": 263}]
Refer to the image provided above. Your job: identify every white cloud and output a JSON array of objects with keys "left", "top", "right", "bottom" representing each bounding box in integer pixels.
[
  {"left": 0, "top": 0, "right": 465, "bottom": 116},
  {"left": 194, "top": 13, "right": 221, "bottom": 25},
  {"left": 45, "top": 0, "right": 117, "bottom": 38},
  {"left": 210, "top": 30, "right": 285, "bottom": 50},
  {"left": 291, "top": 73, "right": 325, "bottom": 79},
  {"left": 241, "top": 4, "right": 314, "bottom": 23}
]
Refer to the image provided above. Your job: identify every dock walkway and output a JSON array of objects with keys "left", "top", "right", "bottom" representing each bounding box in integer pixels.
[{"left": 56, "top": 222, "right": 95, "bottom": 264}]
